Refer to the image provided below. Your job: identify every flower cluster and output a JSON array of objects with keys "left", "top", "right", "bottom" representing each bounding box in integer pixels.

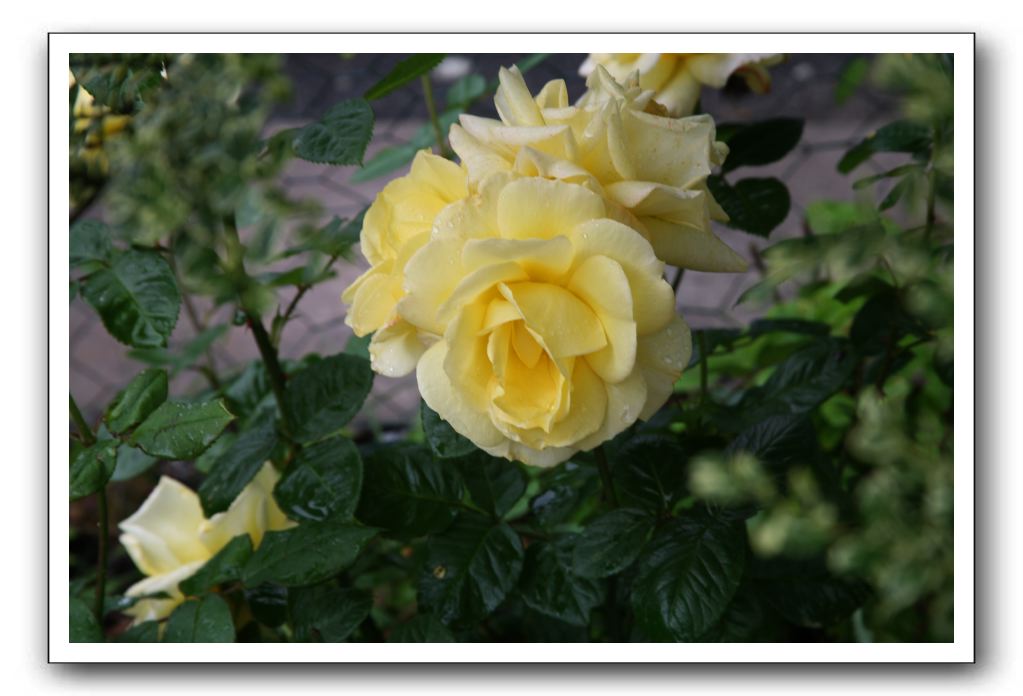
[
  {"left": 344, "top": 65, "right": 746, "bottom": 466},
  {"left": 579, "top": 53, "right": 783, "bottom": 117},
  {"left": 118, "top": 463, "right": 292, "bottom": 623}
]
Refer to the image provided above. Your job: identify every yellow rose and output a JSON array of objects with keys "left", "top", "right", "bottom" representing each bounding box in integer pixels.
[
  {"left": 448, "top": 65, "right": 746, "bottom": 274},
  {"left": 341, "top": 150, "right": 469, "bottom": 376},
  {"left": 579, "top": 53, "right": 783, "bottom": 117},
  {"left": 118, "top": 463, "right": 293, "bottom": 623},
  {"left": 395, "top": 174, "right": 691, "bottom": 467}
]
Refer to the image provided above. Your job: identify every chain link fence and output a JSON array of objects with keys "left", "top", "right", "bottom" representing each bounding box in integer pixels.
[{"left": 69, "top": 53, "right": 898, "bottom": 432}]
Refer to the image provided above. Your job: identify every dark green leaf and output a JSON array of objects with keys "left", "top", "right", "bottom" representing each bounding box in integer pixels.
[
  {"left": 365, "top": 54, "right": 446, "bottom": 100},
  {"left": 719, "top": 118, "right": 804, "bottom": 173},
  {"left": 706, "top": 176, "right": 790, "bottom": 238},
  {"left": 572, "top": 508, "right": 655, "bottom": 578},
  {"left": 838, "top": 120, "right": 932, "bottom": 173},
  {"left": 879, "top": 176, "right": 911, "bottom": 210},
  {"left": 357, "top": 444, "right": 463, "bottom": 536},
  {"left": 747, "top": 318, "right": 830, "bottom": 338},
  {"left": 741, "top": 338, "right": 856, "bottom": 421},
  {"left": 198, "top": 417, "right": 278, "bottom": 516},
  {"left": 520, "top": 537, "right": 604, "bottom": 626},
  {"left": 243, "top": 519, "right": 377, "bottom": 587},
  {"left": 387, "top": 614, "right": 455, "bottom": 642},
  {"left": 850, "top": 289, "right": 921, "bottom": 356},
  {"left": 130, "top": 399, "right": 235, "bottom": 460},
  {"left": 70, "top": 439, "right": 119, "bottom": 500},
  {"left": 115, "top": 621, "right": 159, "bottom": 642},
  {"left": 422, "top": 401, "right": 477, "bottom": 459},
  {"left": 111, "top": 443, "right": 159, "bottom": 482},
  {"left": 284, "top": 353, "right": 374, "bottom": 444},
  {"left": 344, "top": 333, "right": 371, "bottom": 360},
  {"left": 105, "top": 368, "right": 168, "bottom": 434},
  {"left": 245, "top": 584, "right": 289, "bottom": 628},
  {"left": 632, "top": 511, "right": 746, "bottom": 642},
  {"left": 294, "top": 99, "right": 374, "bottom": 166},
  {"left": 834, "top": 57, "right": 870, "bottom": 105},
  {"left": 81, "top": 249, "right": 181, "bottom": 348},
  {"left": 289, "top": 585, "right": 372, "bottom": 642},
  {"left": 418, "top": 513, "right": 524, "bottom": 625},
  {"left": 274, "top": 435, "right": 362, "bottom": 522},
  {"left": 456, "top": 451, "right": 526, "bottom": 518},
  {"left": 612, "top": 437, "right": 688, "bottom": 513},
  {"left": 728, "top": 414, "right": 817, "bottom": 475},
  {"left": 287, "top": 211, "right": 365, "bottom": 258},
  {"left": 753, "top": 557, "right": 871, "bottom": 628},
  {"left": 70, "top": 597, "right": 102, "bottom": 642},
  {"left": 70, "top": 219, "right": 113, "bottom": 267},
  {"left": 687, "top": 328, "right": 743, "bottom": 368},
  {"left": 852, "top": 163, "right": 921, "bottom": 191},
  {"left": 163, "top": 594, "right": 235, "bottom": 643},
  {"left": 698, "top": 582, "right": 768, "bottom": 642},
  {"left": 127, "top": 325, "right": 229, "bottom": 377},
  {"left": 180, "top": 534, "right": 253, "bottom": 596}
]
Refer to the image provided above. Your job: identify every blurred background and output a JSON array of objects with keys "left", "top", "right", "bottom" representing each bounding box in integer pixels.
[{"left": 70, "top": 53, "right": 898, "bottom": 434}]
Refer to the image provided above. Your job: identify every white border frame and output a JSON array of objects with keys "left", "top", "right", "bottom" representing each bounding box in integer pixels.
[{"left": 50, "top": 33, "right": 975, "bottom": 663}]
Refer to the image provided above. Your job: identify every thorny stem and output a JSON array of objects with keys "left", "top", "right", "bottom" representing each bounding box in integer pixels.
[
  {"left": 248, "top": 313, "right": 295, "bottom": 440},
  {"left": 70, "top": 393, "right": 107, "bottom": 626},
  {"left": 421, "top": 74, "right": 451, "bottom": 158}
]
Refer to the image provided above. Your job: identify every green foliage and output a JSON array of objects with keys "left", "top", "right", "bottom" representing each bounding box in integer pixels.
[
  {"left": 197, "top": 416, "right": 278, "bottom": 516},
  {"left": 283, "top": 354, "right": 374, "bottom": 444},
  {"left": 163, "top": 595, "right": 236, "bottom": 642},
  {"left": 364, "top": 54, "right": 446, "bottom": 100},
  {"left": 69, "top": 439, "right": 119, "bottom": 500},
  {"left": 707, "top": 176, "right": 791, "bottom": 238},
  {"left": 422, "top": 402, "right": 477, "bottom": 459},
  {"left": 243, "top": 520, "right": 377, "bottom": 587},
  {"left": 718, "top": 118, "right": 804, "bottom": 173},
  {"left": 294, "top": 99, "right": 375, "bottom": 166},
  {"left": 180, "top": 535, "right": 253, "bottom": 596},
  {"left": 129, "top": 399, "right": 235, "bottom": 460},
  {"left": 104, "top": 368, "right": 168, "bottom": 434},
  {"left": 274, "top": 436, "right": 362, "bottom": 522},
  {"left": 289, "top": 585, "right": 372, "bottom": 642}
]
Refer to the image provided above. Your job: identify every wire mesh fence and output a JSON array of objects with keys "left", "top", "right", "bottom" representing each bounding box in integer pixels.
[{"left": 69, "top": 52, "right": 898, "bottom": 432}]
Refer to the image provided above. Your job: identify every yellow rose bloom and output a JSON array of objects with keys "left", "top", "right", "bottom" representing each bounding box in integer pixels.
[
  {"left": 579, "top": 53, "right": 783, "bottom": 117},
  {"left": 395, "top": 174, "right": 691, "bottom": 467},
  {"left": 341, "top": 150, "right": 469, "bottom": 376},
  {"left": 448, "top": 65, "right": 747, "bottom": 274},
  {"left": 118, "top": 463, "right": 293, "bottom": 623}
]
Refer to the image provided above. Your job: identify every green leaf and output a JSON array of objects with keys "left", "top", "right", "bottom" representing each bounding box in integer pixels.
[
  {"left": 445, "top": 74, "right": 487, "bottom": 109},
  {"left": 286, "top": 211, "right": 365, "bottom": 258},
  {"left": 422, "top": 401, "right": 477, "bottom": 459},
  {"left": 612, "top": 437, "right": 688, "bottom": 513},
  {"left": 289, "top": 585, "right": 372, "bottom": 642},
  {"left": 365, "top": 54, "right": 446, "bottom": 100},
  {"left": 243, "top": 519, "right": 377, "bottom": 587},
  {"left": 728, "top": 414, "right": 817, "bottom": 474},
  {"left": 127, "top": 325, "right": 229, "bottom": 377},
  {"left": 356, "top": 444, "right": 463, "bottom": 536},
  {"left": 741, "top": 338, "right": 856, "bottom": 421},
  {"left": 130, "top": 399, "right": 235, "bottom": 460},
  {"left": 294, "top": 99, "right": 374, "bottom": 166},
  {"left": 706, "top": 176, "right": 790, "bottom": 238},
  {"left": 753, "top": 557, "right": 871, "bottom": 628},
  {"left": 115, "top": 621, "right": 159, "bottom": 642},
  {"left": 387, "top": 614, "right": 455, "bottom": 642},
  {"left": 273, "top": 435, "right": 362, "bottom": 522},
  {"left": 698, "top": 582, "right": 769, "bottom": 642},
  {"left": 572, "top": 508, "right": 655, "bottom": 578},
  {"left": 104, "top": 368, "right": 168, "bottom": 434},
  {"left": 70, "top": 597, "right": 102, "bottom": 642},
  {"left": 719, "top": 118, "right": 804, "bottom": 173},
  {"left": 852, "top": 163, "right": 921, "bottom": 191},
  {"left": 70, "top": 439, "right": 119, "bottom": 500},
  {"left": 879, "top": 176, "right": 911, "bottom": 210},
  {"left": 418, "top": 513, "right": 524, "bottom": 625},
  {"left": 81, "top": 249, "right": 181, "bottom": 348},
  {"left": 244, "top": 584, "right": 289, "bottom": 627},
  {"left": 519, "top": 537, "right": 604, "bottom": 627},
  {"left": 344, "top": 333, "right": 371, "bottom": 360},
  {"left": 111, "top": 443, "right": 159, "bottom": 482},
  {"left": 632, "top": 511, "right": 747, "bottom": 642},
  {"left": 804, "top": 200, "right": 879, "bottom": 236},
  {"left": 850, "top": 288, "right": 921, "bottom": 356},
  {"left": 70, "top": 219, "right": 113, "bottom": 268},
  {"left": 180, "top": 534, "right": 253, "bottom": 596},
  {"left": 747, "top": 318, "right": 831, "bottom": 338},
  {"left": 284, "top": 354, "right": 374, "bottom": 444},
  {"left": 456, "top": 451, "right": 526, "bottom": 518},
  {"left": 197, "top": 416, "right": 278, "bottom": 516},
  {"left": 834, "top": 57, "right": 870, "bottom": 105},
  {"left": 838, "top": 120, "right": 932, "bottom": 173},
  {"left": 163, "top": 594, "right": 235, "bottom": 643}
]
